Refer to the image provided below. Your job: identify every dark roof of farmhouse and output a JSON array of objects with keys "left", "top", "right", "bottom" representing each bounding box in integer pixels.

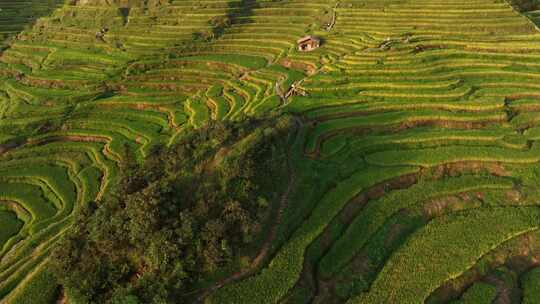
[{"left": 297, "top": 35, "right": 319, "bottom": 44}]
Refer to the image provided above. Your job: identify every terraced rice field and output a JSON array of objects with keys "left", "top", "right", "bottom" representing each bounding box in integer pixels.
[
  {"left": 0, "top": 0, "right": 63, "bottom": 48},
  {"left": 2, "top": 0, "right": 540, "bottom": 303}
]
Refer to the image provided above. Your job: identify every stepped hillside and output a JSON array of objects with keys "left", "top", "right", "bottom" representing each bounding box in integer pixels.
[
  {"left": 2, "top": 0, "right": 540, "bottom": 303},
  {"left": 0, "top": 0, "right": 63, "bottom": 48}
]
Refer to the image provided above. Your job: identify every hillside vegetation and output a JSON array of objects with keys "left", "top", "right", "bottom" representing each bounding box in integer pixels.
[
  {"left": 2, "top": 0, "right": 540, "bottom": 303},
  {"left": 49, "top": 118, "right": 292, "bottom": 303}
]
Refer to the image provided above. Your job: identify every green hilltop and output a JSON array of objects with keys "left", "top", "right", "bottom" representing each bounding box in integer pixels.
[{"left": 2, "top": 0, "right": 540, "bottom": 303}]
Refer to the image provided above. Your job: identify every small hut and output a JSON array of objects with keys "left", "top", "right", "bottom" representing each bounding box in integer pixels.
[{"left": 297, "top": 36, "right": 320, "bottom": 52}]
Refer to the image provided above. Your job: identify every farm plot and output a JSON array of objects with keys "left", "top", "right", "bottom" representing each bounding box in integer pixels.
[{"left": 3, "top": 0, "right": 540, "bottom": 303}]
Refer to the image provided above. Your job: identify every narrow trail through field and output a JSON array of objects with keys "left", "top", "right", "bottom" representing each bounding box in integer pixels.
[{"left": 195, "top": 117, "right": 303, "bottom": 303}]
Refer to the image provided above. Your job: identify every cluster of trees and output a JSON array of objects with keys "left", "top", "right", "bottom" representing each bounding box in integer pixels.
[{"left": 49, "top": 118, "right": 292, "bottom": 303}]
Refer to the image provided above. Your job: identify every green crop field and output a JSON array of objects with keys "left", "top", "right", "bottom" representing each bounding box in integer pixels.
[{"left": 2, "top": 0, "right": 540, "bottom": 303}]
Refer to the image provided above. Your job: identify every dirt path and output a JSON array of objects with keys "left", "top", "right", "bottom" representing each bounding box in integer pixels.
[
  {"left": 325, "top": 1, "right": 339, "bottom": 31},
  {"left": 194, "top": 117, "right": 302, "bottom": 303}
]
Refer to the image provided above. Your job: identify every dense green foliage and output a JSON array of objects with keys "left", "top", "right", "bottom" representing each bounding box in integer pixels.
[
  {"left": 522, "top": 267, "right": 540, "bottom": 304},
  {"left": 452, "top": 282, "right": 497, "bottom": 304},
  {"left": 48, "top": 118, "right": 291, "bottom": 303}
]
